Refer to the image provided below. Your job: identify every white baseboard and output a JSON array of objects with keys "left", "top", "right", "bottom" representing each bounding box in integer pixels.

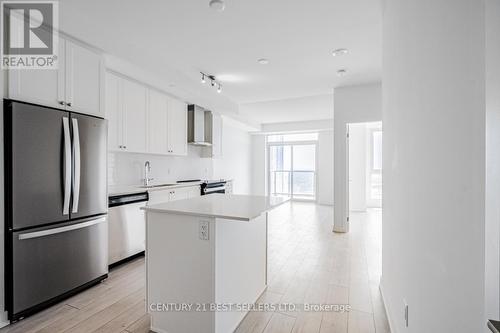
[
  {"left": 379, "top": 281, "right": 397, "bottom": 333},
  {"left": 0, "top": 316, "right": 9, "bottom": 329}
]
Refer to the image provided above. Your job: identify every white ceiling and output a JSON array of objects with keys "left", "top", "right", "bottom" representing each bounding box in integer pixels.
[
  {"left": 240, "top": 94, "right": 334, "bottom": 124},
  {"left": 58, "top": 0, "right": 381, "bottom": 123}
]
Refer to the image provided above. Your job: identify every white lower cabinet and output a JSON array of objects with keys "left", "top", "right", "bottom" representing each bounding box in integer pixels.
[
  {"left": 225, "top": 180, "right": 233, "bottom": 194},
  {"left": 148, "top": 186, "right": 200, "bottom": 205}
]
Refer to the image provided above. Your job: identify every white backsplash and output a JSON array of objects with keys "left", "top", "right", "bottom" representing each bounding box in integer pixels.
[{"left": 108, "top": 145, "right": 214, "bottom": 186}]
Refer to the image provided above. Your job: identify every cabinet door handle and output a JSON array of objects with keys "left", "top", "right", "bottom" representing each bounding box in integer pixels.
[
  {"left": 67, "top": 102, "right": 72, "bottom": 107},
  {"left": 58, "top": 101, "right": 66, "bottom": 106}
]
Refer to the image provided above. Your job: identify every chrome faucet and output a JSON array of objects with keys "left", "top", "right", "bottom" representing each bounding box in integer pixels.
[{"left": 144, "top": 161, "right": 154, "bottom": 186}]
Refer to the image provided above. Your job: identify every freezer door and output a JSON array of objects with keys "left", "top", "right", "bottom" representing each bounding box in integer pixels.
[
  {"left": 70, "top": 113, "right": 107, "bottom": 219},
  {"left": 5, "top": 101, "right": 71, "bottom": 230},
  {"left": 9, "top": 216, "right": 108, "bottom": 319}
]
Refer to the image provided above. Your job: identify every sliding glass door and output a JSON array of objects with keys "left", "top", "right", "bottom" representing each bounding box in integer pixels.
[{"left": 268, "top": 142, "right": 317, "bottom": 200}]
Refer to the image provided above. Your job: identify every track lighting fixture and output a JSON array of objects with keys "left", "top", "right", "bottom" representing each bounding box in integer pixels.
[{"left": 200, "top": 72, "right": 222, "bottom": 94}]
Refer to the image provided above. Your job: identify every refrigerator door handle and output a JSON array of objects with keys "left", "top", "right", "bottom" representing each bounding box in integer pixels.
[
  {"left": 62, "top": 117, "right": 71, "bottom": 215},
  {"left": 18, "top": 217, "right": 106, "bottom": 240},
  {"left": 71, "top": 118, "right": 81, "bottom": 213}
]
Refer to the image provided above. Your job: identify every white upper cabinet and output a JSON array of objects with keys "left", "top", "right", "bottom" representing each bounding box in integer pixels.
[
  {"left": 8, "top": 41, "right": 65, "bottom": 109},
  {"left": 122, "top": 79, "right": 147, "bottom": 153},
  {"left": 148, "top": 89, "right": 169, "bottom": 154},
  {"left": 105, "top": 72, "right": 147, "bottom": 153},
  {"left": 167, "top": 97, "right": 188, "bottom": 155},
  {"left": 105, "top": 71, "right": 187, "bottom": 155},
  {"left": 65, "top": 40, "right": 102, "bottom": 116},
  {"left": 8, "top": 37, "right": 103, "bottom": 116},
  {"left": 105, "top": 73, "right": 122, "bottom": 151}
]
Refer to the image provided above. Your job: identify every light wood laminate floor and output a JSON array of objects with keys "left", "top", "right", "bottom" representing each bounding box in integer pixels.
[{"left": 0, "top": 202, "right": 389, "bottom": 333}]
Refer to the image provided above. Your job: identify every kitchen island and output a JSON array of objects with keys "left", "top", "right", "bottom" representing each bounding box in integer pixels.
[{"left": 142, "top": 194, "right": 289, "bottom": 333}]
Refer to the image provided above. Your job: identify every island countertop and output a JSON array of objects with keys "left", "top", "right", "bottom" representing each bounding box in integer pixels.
[{"left": 142, "top": 194, "right": 289, "bottom": 221}]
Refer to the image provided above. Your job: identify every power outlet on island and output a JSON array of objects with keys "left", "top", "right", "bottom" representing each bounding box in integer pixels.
[{"left": 199, "top": 221, "right": 209, "bottom": 240}]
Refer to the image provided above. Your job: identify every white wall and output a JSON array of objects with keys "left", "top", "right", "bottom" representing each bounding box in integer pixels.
[
  {"left": 108, "top": 146, "right": 213, "bottom": 186},
  {"left": 260, "top": 119, "right": 333, "bottom": 133},
  {"left": 485, "top": 0, "right": 500, "bottom": 322},
  {"left": 348, "top": 124, "right": 367, "bottom": 211},
  {"left": 251, "top": 135, "right": 267, "bottom": 196},
  {"left": 333, "top": 83, "right": 382, "bottom": 232},
  {"left": 318, "top": 130, "right": 334, "bottom": 206},
  {"left": 212, "top": 117, "right": 253, "bottom": 194},
  {"left": 382, "top": 1, "right": 486, "bottom": 332}
]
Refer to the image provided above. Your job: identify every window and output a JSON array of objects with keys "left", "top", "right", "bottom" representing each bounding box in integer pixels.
[{"left": 267, "top": 133, "right": 318, "bottom": 200}]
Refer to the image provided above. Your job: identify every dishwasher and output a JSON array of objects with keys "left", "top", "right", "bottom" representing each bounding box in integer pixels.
[{"left": 108, "top": 192, "right": 149, "bottom": 266}]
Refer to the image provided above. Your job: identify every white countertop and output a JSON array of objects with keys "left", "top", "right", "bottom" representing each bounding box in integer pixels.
[
  {"left": 108, "top": 179, "right": 233, "bottom": 197},
  {"left": 142, "top": 194, "right": 290, "bottom": 221},
  {"left": 108, "top": 181, "right": 203, "bottom": 196}
]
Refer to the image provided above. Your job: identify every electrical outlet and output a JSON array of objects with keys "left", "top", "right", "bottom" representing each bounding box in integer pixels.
[
  {"left": 199, "top": 221, "right": 209, "bottom": 240},
  {"left": 404, "top": 300, "right": 409, "bottom": 328}
]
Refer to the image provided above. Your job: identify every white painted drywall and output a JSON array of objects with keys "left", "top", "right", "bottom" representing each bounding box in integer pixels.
[
  {"left": 382, "top": 0, "right": 486, "bottom": 332},
  {"left": 260, "top": 119, "right": 334, "bottom": 133},
  {"left": 251, "top": 135, "right": 267, "bottom": 196},
  {"left": 318, "top": 130, "right": 334, "bottom": 206},
  {"left": 485, "top": 0, "right": 500, "bottom": 322},
  {"left": 240, "top": 94, "right": 334, "bottom": 124},
  {"left": 348, "top": 123, "right": 367, "bottom": 211},
  {"left": 212, "top": 117, "right": 253, "bottom": 194},
  {"left": 333, "top": 83, "right": 382, "bottom": 232},
  {"left": 108, "top": 146, "right": 213, "bottom": 186}
]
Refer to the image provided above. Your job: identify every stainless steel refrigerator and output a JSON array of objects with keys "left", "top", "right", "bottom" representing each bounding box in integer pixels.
[{"left": 4, "top": 100, "right": 108, "bottom": 322}]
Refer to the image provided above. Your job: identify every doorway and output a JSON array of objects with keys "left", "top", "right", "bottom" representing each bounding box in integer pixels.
[
  {"left": 347, "top": 122, "right": 382, "bottom": 212},
  {"left": 267, "top": 133, "right": 318, "bottom": 201}
]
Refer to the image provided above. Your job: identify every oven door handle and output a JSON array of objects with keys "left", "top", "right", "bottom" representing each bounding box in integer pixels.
[{"left": 204, "top": 186, "right": 226, "bottom": 194}]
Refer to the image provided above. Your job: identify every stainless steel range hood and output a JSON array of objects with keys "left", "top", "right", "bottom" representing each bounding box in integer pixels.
[{"left": 187, "top": 104, "right": 213, "bottom": 146}]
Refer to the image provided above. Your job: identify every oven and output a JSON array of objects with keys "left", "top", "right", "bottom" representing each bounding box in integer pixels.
[{"left": 201, "top": 181, "right": 227, "bottom": 195}]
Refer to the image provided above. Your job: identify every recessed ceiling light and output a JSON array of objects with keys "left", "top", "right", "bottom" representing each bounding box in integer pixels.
[
  {"left": 332, "top": 48, "right": 348, "bottom": 57},
  {"left": 337, "top": 69, "right": 347, "bottom": 77},
  {"left": 257, "top": 58, "right": 269, "bottom": 65},
  {"left": 209, "top": 0, "right": 225, "bottom": 11}
]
